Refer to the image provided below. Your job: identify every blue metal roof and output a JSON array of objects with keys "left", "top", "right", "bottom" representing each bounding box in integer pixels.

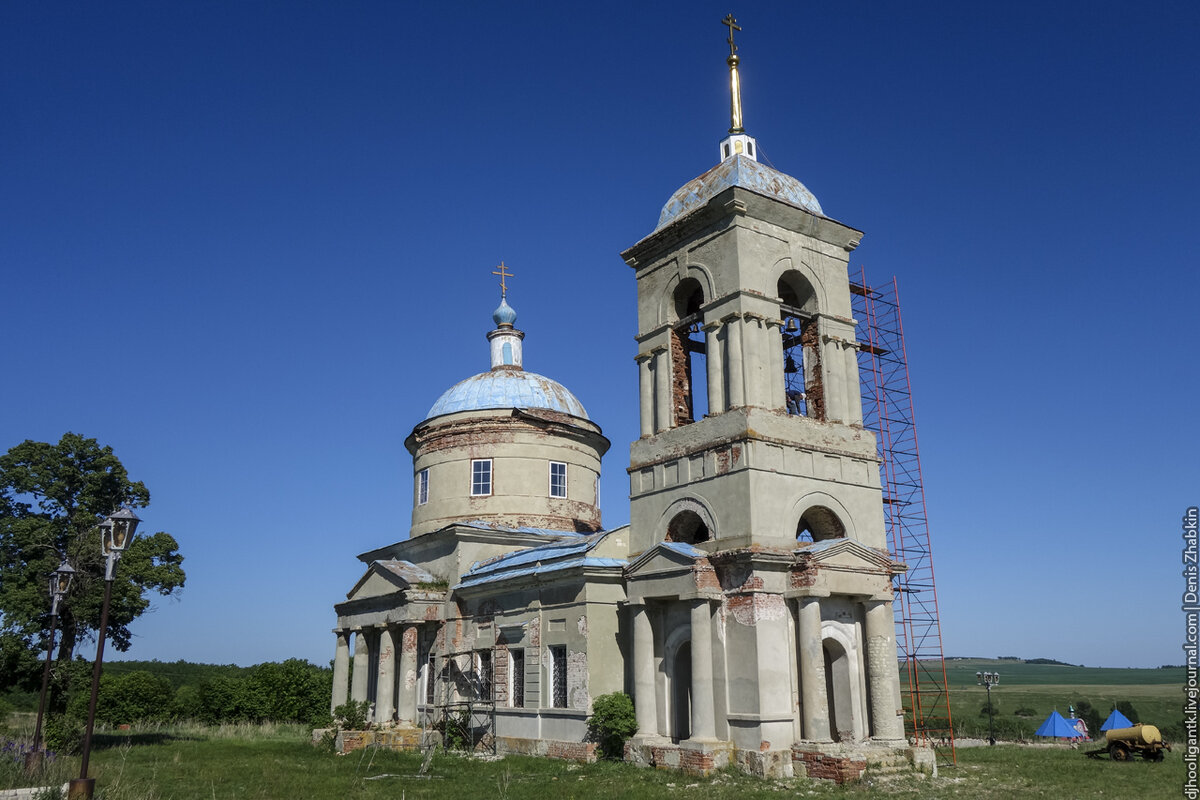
[
  {"left": 656, "top": 154, "right": 823, "bottom": 231},
  {"left": 455, "top": 531, "right": 625, "bottom": 590},
  {"left": 426, "top": 368, "right": 589, "bottom": 420}
]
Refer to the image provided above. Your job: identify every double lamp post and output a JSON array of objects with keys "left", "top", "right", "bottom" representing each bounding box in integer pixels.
[{"left": 51, "top": 507, "right": 140, "bottom": 800}]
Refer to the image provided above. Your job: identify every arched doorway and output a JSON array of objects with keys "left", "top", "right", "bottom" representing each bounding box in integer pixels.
[
  {"left": 823, "top": 638, "right": 854, "bottom": 742},
  {"left": 671, "top": 642, "right": 692, "bottom": 742}
]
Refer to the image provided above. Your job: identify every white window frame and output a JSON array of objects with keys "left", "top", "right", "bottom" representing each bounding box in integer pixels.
[
  {"left": 417, "top": 468, "right": 429, "bottom": 505},
  {"left": 549, "top": 461, "right": 567, "bottom": 498},
  {"left": 471, "top": 458, "right": 493, "bottom": 496}
]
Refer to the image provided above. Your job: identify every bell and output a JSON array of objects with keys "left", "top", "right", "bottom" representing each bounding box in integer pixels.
[
  {"left": 784, "top": 355, "right": 799, "bottom": 374},
  {"left": 785, "top": 317, "right": 799, "bottom": 332}
]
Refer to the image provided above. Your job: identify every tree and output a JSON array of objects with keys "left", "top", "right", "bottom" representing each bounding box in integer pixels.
[{"left": 0, "top": 433, "right": 185, "bottom": 709}]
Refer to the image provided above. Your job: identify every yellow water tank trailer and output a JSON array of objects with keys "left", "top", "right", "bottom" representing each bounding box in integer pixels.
[
  {"left": 1105, "top": 724, "right": 1162, "bottom": 746},
  {"left": 1101, "top": 724, "right": 1169, "bottom": 761}
]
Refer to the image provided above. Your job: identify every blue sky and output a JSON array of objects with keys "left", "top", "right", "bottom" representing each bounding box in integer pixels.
[{"left": 2, "top": 2, "right": 1196, "bottom": 670}]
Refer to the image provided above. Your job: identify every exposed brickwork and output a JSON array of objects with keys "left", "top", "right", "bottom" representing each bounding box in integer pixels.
[
  {"left": 694, "top": 559, "right": 721, "bottom": 591},
  {"left": 789, "top": 566, "right": 818, "bottom": 589},
  {"left": 670, "top": 326, "right": 693, "bottom": 425},
  {"left": 401, "top": 626, "right": 418, "bottom": 653},
  {"left": 800, "top": 320, "right": 825, "bottom": 420},
  {"left": 792, "top": 748, "right": 866, "bottom": 784}
]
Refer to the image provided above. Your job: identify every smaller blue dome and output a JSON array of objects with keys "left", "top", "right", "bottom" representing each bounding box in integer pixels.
[{"left": 493, "top": 298, "right": 517, "bottom": 327}]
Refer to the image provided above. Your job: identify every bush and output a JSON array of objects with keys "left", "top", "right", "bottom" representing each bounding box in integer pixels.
[
  {"left": 42, "top": 714, "right": 83, "bottom": 755},
  {"left": 333, "top": 700, "right": 370, "bottom": 731},
  {"left": 587, "top": 692, "right": 637, "bottom": 759}
]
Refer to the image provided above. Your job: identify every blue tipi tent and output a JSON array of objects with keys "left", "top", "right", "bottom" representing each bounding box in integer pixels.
[
  {"left": 1035, "top": 710, "right": 1085, "bottom": 738},
  {"left": 1100, "top": 709, "right": 1133, "bottom": 731}
]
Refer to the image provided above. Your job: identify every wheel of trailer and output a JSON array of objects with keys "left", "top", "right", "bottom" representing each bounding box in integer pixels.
[
  {"left": 1109, "top": 743, "right": 1130, "bottom": 761},
  {"left": 1144, "top": 750, "right": 1164, "bottom": 762}
]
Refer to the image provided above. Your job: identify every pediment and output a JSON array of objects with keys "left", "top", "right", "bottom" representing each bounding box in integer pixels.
[
  {"left": 794, "top": 539, "right": 903, "bottom": 574},
  {"left": 346, "top": 559, "right": 438, "bottom": 601},
  {"left": 626, "top": 541, "right": 706, "bottom": 577}
]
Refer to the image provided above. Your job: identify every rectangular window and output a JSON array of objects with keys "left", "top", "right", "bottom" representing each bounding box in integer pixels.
[
  {"left": 476, "top": 650, "right": 493, "bottom": 702},
  {"left": 471, "top": 459, "right": 492, "bottom": 496},
  {"left": 425, "top": 653, "right": 436, "bottom": 705},
  {"left": 549, "top": 461, "right": 567, "bottom": 498},
  {"left": 550, "top": 645, "right": 567, "bottom": 708},
  {"left": 417, "top": 468, "right": 429, "bottom": 505},
  {"left": 510, "top": 649, "right": 525, "bottom": 708}
]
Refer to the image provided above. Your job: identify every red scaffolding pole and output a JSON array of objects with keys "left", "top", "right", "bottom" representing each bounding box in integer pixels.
[{"left": 852, "top": 268, "right": 956, "bottom": 765}]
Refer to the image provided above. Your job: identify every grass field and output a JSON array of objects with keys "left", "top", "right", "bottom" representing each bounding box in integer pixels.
[
  {"left": 1, "top": 723, "right": 1187, "bottom": 800},
  {"left": 936, "top": 659, "right": 1184, "bottom": 741}
]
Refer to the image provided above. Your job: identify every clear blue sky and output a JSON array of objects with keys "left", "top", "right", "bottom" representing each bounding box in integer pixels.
[{"left": 3, "top": 2, "right": 1196, "bottom": 670}]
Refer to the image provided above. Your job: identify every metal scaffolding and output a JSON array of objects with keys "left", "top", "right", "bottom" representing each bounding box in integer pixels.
[
  {"left": 422, "top": 641, "right": 497, "bottom": 755},
  {"left": 852, "top": 268, "right": 956, "bottom": 765}
]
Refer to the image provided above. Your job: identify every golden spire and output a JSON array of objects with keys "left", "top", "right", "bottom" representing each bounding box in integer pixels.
[
  {"left": 723, "top": 14, "right": 744, "bottom": 134},
  {"left": 492, "top": 261, "right": 514, "bottom": 298}
]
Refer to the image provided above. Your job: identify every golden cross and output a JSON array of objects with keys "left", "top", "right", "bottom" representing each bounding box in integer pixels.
[
  {"left": 723, "top": 14, "right": 741, "bottom": 56},
  {"left": 492, "top": 261, "right": 514, "bottom": 297}
]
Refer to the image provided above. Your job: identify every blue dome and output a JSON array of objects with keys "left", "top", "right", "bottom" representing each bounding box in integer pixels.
[
  {"left": 427, "top": 369, "right": 589, "bottom": 419},
  {"left": 493, "top": 298, "right": 517, "bottom": 327},
  {"left": 656, "top": 154, "right": 823, "bottom": 231}
]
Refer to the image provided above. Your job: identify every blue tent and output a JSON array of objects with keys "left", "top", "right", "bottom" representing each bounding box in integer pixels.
[
  {"left": 1035, "top": 710, "right": 1085, "bottom": 738},
  {"left": 1100, "top": 709, "right": 1133, "bottom": 731}
]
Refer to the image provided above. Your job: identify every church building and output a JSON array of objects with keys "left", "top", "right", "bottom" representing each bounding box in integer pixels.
[{"left": 328, "top": 18, "right": 932, "bottom": 781}]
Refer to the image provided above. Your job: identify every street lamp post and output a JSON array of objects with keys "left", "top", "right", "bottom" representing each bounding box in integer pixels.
[
  {"left": 25, "top": 559, "right": 75, "bottom": 773},
  {"left": 69, "top": 508, "right": 139, "bottom": 800},
  {"left": 976, "top": 671, "right": 1000, "bottom": 746}
]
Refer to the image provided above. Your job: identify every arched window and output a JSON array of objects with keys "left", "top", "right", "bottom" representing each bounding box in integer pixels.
[
  {"left": 778, "top": 271, "right": 824, "bottom": 420},
  {"left": 671, "top": 278, "right": 708, "bottom": 424},
  {"left": 666, "top": 509, "right": 710, "bottom": 545},
  {"left": 796, "top": 505, "right": 846, "bottom": 543}
]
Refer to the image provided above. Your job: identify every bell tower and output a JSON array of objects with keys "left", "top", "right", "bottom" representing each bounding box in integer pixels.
[
  {"left": 622, "top": 25, "right": 884, "bottom": 557},
  {"left": 620, "top": 20, "right": 910, "bottom": 774}
]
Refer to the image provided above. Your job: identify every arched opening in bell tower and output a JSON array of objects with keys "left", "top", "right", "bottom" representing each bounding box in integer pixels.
[
  {"left": 778, "top": 271, "right": 824, "bottom": 420},
  {"left": 796, "top": 506, "right": 846, "bottom": 543},
  {"left": 671, "top": 278, "right": 707, "bottom": 424},
  {"left": 666, "top": 509, "right": 711, "bottom": 545}
]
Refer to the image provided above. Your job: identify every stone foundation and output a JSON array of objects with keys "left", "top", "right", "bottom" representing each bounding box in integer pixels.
[
  {"left": 624, "top": 738, "right": 734, "bottom": 777},
  {"left": 791, "top": 741, "right": 936, "bottom": 784},
  {"left": 313, "top": 726, "right": 597, "bottom": 764}
]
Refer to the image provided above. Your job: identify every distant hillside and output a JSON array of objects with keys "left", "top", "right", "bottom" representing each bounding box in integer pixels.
[{"left": 939, "top": 658, "right": 1184, "bottom": 687}]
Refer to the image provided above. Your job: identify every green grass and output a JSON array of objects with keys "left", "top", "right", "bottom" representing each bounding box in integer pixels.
[
  {"left": 934, "top": 659, "right": 1185, "bottom": 741},
  {"left": 2, "top": 723, "right": 1188, "bottom": 800}
]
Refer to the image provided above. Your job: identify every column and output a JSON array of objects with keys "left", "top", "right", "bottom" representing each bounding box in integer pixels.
[
  {"left": 844, "top": 343, "right": 863, "bottom": 425},
  {"left": 797, "top": 598, "right": 831, "bottom": 741},
  {"left": 725, "top": 316, "right": 745, "bottom": 407},
  {"left": 375, "top": 626, "right": 396, "bottom": 724},
  {"left": 331, "top": 629, "right": 350, "bottom": 713},
  {"left": 865, "top": 601, "right": 906, "bottom": 741},
  {"left": 823, "top": 336, "right": 846, "bottom": 423},
  {"left": 350, "top": 628, "right": 370, "bottom": 704},
  {"left": 704, "top": 323, "right": 725, "bottom": 414},
  {"left": 741, "top": 315, "right": 764, "bottom": 407},
  {"left": 653, "top": 346, "right": 671, "bottom": 432},
  {"left": 689, "top": 599, "right": 716, "bottom": 740},
  {"left": 767, "top": 320, "right": 785, "bottom": 410},
  {"left": 632, "top": 604, "right": 658, "bottom": 737},
  {"left": 397, "top": 624, "right": 418, "bottom": 723},
  {"left": 637, "top": 354, "right": 654, "bottom": 437}
]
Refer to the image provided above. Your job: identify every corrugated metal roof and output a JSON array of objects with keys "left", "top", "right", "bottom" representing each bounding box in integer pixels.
[{"left": 455, "top": 530, "right": 625, "bottom": 590}]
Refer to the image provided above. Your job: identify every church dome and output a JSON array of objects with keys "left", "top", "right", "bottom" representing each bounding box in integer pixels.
[
  {"left": 656, "top": 154, "right": 823, "bottom": 231},
  {"left": 427, "top": 369, "right": 590, "bottom": 419}
]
